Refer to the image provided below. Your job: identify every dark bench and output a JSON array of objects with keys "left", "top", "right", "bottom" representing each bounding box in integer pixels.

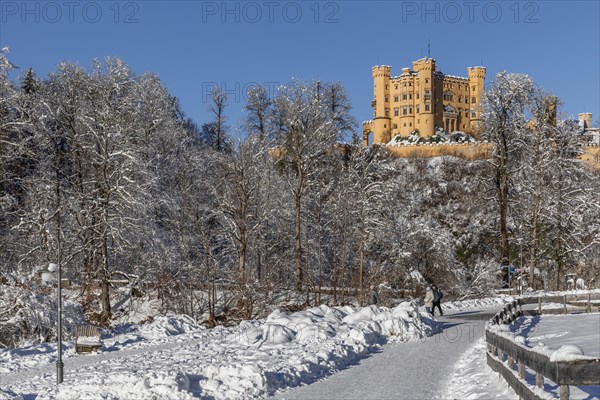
[{"left": 75, "top": 325, "right": 102, "bottom": 353}]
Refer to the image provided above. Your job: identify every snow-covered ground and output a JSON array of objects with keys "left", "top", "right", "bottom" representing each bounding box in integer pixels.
[
  {"left": 514, "top": 313, "right": 600, "bottom": 357},
  {"left": 440, "top": 337, "right": 518, "bottom": 399},
  {"left": 508, "top": 313, "right": 600, "bottom": 399},
  {"left": 2, "top": 289, "right": 597, "bottom": 399},
  {"left": 278, "top": 313, "right": 516, "bottom": 400},
  {"left": 1, "top": 302, "right": 435, "bottom": 399},
  {"left": 441, "top": 294, "right": 600, "bottom": 400}
]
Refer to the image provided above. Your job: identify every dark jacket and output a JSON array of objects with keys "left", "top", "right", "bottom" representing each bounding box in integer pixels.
[
  {"left": 433, "top": 288, "right": 443, "bottom": 303},
  {"left": 368, "top": 290, "right": 381, "bottom": 305}
]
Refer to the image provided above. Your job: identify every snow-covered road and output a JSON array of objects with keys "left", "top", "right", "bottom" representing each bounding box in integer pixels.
[{"left": 276, "top": 312, "right": 494, "bottom": 400}]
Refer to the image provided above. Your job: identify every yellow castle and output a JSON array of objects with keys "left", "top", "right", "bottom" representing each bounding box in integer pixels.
[{"left": 363, "top": 58, "right": 486, "bottom": 145}]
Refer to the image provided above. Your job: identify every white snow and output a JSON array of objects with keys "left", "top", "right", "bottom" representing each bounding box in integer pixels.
[
  {"left": 1, "top": 302, "right": 434, "bottom": 399},
  {"left": 440, "top": 337, "right": 518, "bottom": 399},
  {"left": 442, "top": 296, "right": 514, "bottom": 313}
]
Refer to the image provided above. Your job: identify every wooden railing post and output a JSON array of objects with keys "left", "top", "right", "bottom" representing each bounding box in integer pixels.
[
  {"left": 518, "top": 360, "right": 525, "bottom": 379},
  {"left": 587, "top": 293, "right": 591, "bottom": 313},
  {"left": 538, "top": 296, "right": 542, "bottom": 315},
  {"left": 518, "top": 298, "right": 523, "bottom": 315},
  {"left": 560, "top": 384, "right": 570, "bottom": 400},
  {"left": 536, "top": 373, "right": 544, "bottom": 388}
]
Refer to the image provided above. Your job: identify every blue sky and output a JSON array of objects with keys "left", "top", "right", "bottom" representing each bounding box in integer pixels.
[{"left": 2, "top": 1, "right": 599, "bottom": 138}]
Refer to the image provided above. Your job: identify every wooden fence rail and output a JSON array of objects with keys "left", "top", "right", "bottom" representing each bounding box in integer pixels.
[{"left": 485, "top": 293, "right": 600, "bottom": 400}]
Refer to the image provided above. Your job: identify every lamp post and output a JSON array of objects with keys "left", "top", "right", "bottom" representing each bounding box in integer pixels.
[{"left": 41, "top": 262, "right": 63, "bottom": 384}]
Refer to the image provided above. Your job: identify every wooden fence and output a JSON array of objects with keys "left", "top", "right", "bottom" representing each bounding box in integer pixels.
[{"left": 485, "top": 293, "right": 600, "bottom": 400}]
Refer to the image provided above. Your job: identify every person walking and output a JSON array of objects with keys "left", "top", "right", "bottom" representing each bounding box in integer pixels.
[
  {"left": 368, "top": 285, "right": 381, "bottom": 306},
  {"left": 432, "top": 285, "right": 443, "bottom": 316},
  {"left": 424, "top": 286, "right": 434, "bottom": 315}
]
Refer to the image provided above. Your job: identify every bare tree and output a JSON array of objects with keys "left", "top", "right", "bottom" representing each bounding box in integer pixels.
[{"left": 207, "top": 87, "right": 229, "bottom": 152}]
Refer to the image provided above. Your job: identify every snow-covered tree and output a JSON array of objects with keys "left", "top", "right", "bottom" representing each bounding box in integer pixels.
[{"left": 481, "top": 72, "right": 534, "bottom": 263}]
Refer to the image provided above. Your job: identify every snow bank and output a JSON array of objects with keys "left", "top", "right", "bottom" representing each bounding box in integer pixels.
[
  {"left": 443, "top": 296, "right": 514, "bottom": 312},
  {"left": 136, "top": 314, "right": 202, "bottom": 338},
  {"left": 2, "top": 302, "right": 435, "bottom": 399}
]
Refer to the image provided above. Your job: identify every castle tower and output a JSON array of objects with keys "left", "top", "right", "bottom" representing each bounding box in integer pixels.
[
  {"left": 468, "top": 66, "right": 486, "bottom": 134},
  {"left": 371, "top": 66, "right": 392, "bottom": 143},
  {"left": 579, "top": 113, "right": 593, "bottom": 129},
  {"left": 412, "top": 58, "right": 436, "bottom": 137}
]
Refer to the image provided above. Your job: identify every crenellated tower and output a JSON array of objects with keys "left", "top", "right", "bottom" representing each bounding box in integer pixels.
[
  {"left": 579, "top": 113, "right": 593, "bottom": 129},
  {"left": 468, "top": 66, "right": 486, "bottom": 134},
  {"left": 371, "top": 65, "right": 392, "bottom": 144},
  {"left": 412, "top": 58, "right": 436, "bottom": 137}
]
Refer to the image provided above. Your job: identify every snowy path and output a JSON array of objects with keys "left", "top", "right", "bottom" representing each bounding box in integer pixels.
[{"left": 275, "top": 312, "right": 494, "bottom": 400}]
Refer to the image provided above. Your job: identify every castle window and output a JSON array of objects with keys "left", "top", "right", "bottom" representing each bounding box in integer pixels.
[
  {"left": 403, "top": 106, "right": 407, "bottom": 115},
  {"left": 385, "top": 108, "right": 390, "bottom": 116},
  {"left": 417, "top": 93, "right": 420, "bottom": 99},
  {"left": 394, "top": 108, "right": 399, "bottom": 116},
  {"left": 463, "top": 124, "right": 466, "bottom": 129},
  {"left": 471, "top": 97, "right": 476, "bottom": 103},
  {"left": 459, "top": 95, "right": 462, "bottom": 102},
  {"left": 403, "top": 83, "right": 406, "bottom": 87},
  {"left": 425, "top": 79, "right": 429, "bottom": 83},
  {"left": 425, "top": 103, "right": 430, "bottom": 111},
  {"left": 404, "top": 123, "right": 406, "bottom": 127},
  {"left": 394, "top": 96, "right": 399, "bottom": 102},
  {"left": 393, "top": 123, "right": 398, "bottom": 129},
  {"left": 409, "top": 93, "right": 413, "bottom": 100},
  {"left": 472, "top": 86, "right": 476, "bottom": 92},
  {"left": 410, "top": 123, "right": 412, "bottom": 127},
  {"left": 466, "top": 97, "right": 469, "bottom": 104},
  {"left": 385, "top": 95, "right": 389, "bottom": 102},
  {"left": 417, "top": 105, "right": 420, "bottom": 113},
  {"left": 471, "top": 110, "right": 476, "bottom": 117},
  {"left": 386, "top": 85, "right": 389, "bottom": 89},
  {"left": 448, "top": 92, "right": 454, "bottom": 101},
  {"left": 402, "top": 93, "right": 407, "bottom": 100},
  {"left": 409, "top": 82, "right": 412, "bottom": 86},
  {"left": 395, "top": 85, "right": 398, "bottom": 90},
  {"left": 409, "top": 106, "right": 413, "bottom": 114}
]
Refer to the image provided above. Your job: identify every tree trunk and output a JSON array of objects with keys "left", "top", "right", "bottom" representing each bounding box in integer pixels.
[
  {"left": 317, "top": 207, "right": 322, "bottom": 305},
  {"left": 359, "top": 202, "right": 366, "bottom": 306},
  {"left": 294, "top": 191, "right": 303, "bottom": 291},
  {"left": 332, "top": 228, "right": 338, "bottom": 304},
  {"left": 100, "top": 231, "right": 112, "bottom": 322},
  {"left": 499, "top": 170, "right": 510, "bottom": 261},
  {"left": 238, "top": 227, "right": 247, "bottom": 285}
]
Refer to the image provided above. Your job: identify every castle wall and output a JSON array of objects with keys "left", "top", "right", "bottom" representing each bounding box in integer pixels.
[{"left": 383, "top": 142, "right": 493, "bottom": 160}]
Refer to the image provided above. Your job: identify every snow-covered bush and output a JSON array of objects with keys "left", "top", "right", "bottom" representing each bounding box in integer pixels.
[{"left": 0, "top": 284, "right": 84, "bottom": 348}]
